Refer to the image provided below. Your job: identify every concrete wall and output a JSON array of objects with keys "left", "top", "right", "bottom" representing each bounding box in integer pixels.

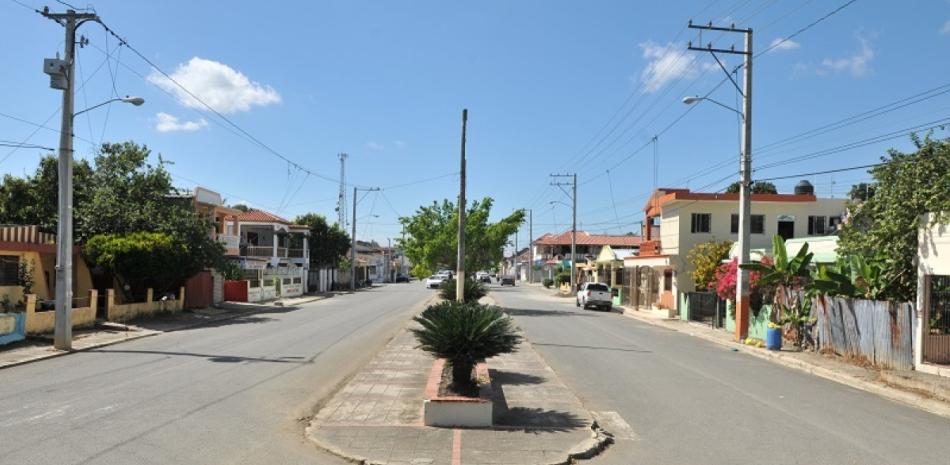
[
  {"left": 23, "top": 291, "right": 98, "bottom": 334},
  {"left": 0, "top": 249, "right": 93, "bottom": 305},
  {"left": 916, "top": 212, "right": 950, "bottom": 376},
  {"left": 106, "top": 287, "right": 185, "bottom": 322}
]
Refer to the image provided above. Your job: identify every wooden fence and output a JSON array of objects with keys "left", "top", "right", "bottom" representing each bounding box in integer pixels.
[{"left": 812, "top": 296, "right": 915, "bottom": 370}]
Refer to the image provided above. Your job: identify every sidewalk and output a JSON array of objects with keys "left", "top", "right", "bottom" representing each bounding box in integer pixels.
[
  {"left": 0, "top": 293, "right": 331, "bottom": 370},
  {"left": 306, "top": 327, "right": 609, "bottom": 465},
  {"left": 617, "top": 305, "right": 950, "bottom": 418}
]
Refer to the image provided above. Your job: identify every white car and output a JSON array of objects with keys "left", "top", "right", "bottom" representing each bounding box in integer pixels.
[
  {"left": 576, "top": 282, "right": 613, "bottom": 311},
  {"left": 426, "top": 275, "right": 446, "bottom": 289}
]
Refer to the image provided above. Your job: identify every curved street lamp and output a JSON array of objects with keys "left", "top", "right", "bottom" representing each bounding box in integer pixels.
[
  {"left": 682, "top": 95, "right": 743, "bottom": 119},
  {"left": 74, "top": 95, "right": 145, "bottom": 117}
]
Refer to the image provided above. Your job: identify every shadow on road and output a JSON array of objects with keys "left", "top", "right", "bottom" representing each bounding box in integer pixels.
[
  {"left": 532, "top": 342, "right": 652, "bottom": 353},
  {"left": 502, "top": 307, "right": 598, "bottom": 318},
  {"left": 86, "top": 348, "right": 312, "bottom": 364}
]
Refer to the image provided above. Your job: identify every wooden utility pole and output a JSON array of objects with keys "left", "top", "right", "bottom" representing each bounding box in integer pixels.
[{"left": 456, "top": 109, "right": 468, "bottom": 302}]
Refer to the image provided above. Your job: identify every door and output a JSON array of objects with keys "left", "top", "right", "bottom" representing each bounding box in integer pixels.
[
  {"left": 777, "top": 220, "right": 795, "bottom": 240},
  {"left": 923, "top": 275, "right": 950, "bottom": 365}
]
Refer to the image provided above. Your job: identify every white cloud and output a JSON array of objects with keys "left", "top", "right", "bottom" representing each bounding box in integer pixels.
[
  {"left": 768, "top": 38, "right": 800, "bottom": 52},
  {"left": 148, "top": 57, "right": 281, "bottom": 114},
  {"left": 154, "top": 112, "right": 208, "bottom": 132},
  {"left": 638, "top": 41, "right": 698, "bottom": 93},
  {"left": 393, "top": 140, "right": 406, "bottom": 147},
  {"left": 366, "top": 141, "right": 384, "bottom": 151},
  {"left": 819, "top": 36, "right": 874, "bottom": 77},
  {"left": 941, "top": 19, "right": 950, "bottom": 35}
]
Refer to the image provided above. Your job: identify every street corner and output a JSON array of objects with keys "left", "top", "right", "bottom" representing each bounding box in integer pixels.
[{"left": 304, "top": 323, "right": 614, "bottom": 465}]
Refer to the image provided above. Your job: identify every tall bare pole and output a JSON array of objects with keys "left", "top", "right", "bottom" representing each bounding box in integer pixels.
[
  {"left": 571, "top": 173, "right": 577, "bottom": 293},
  {"left": 351, "top": 186, "right": 357, "bottom": 292},
  {"left": 43, "top": 8, "right": 98, "bottom": 350},
  {"left": 337, "top": 153, "right": 348, "bottom": 227},
  {"left": 528, "top": 209, "right": 533, "bottom": 283},
  {"left": 688, "top": 21, "right": 752, "bottom": 341},
  {"left": 456, "top": 109, "right": 468, "bottom": 302}
]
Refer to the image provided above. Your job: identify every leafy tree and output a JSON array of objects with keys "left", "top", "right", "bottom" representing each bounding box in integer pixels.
[
  {"left": 84, "top": 231, "right": 216, "bottom": 300},
  {"left": 838, "top": 135, "right": 950, "bottom": 302},
  {"left": 725, "top": 181, "right": 778, "bottom": 194},
  {"left": 399, "top": 198, "right": 524, "bottom": 278},
  {"left": 0, "top": 155, "right": 92, "bottom": 231},
  {"left": 686, "top": 239, "right": 733, "bottom": 291},
  {"left": 848, "top": 182, "right": 876, "bottom": 202},
  {"left": 230, "top": 203, "right": 250, "bottom": 212},
  {"left": 295, "top": 212, "right": 351, "bottom": 268},
  {"left": 411, "top": 301, "right": 521, "bottom": 395}
]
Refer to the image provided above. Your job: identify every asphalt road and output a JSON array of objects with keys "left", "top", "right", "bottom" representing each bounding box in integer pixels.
[
  {"left": 490, "top": 285, "right": 950, "bottom": 465},
  {"left": 0, "top": 284, "right": 433, "bottom": 465}
]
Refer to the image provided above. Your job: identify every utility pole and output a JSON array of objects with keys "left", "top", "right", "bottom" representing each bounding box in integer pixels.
[
  {"left": 337, "top": 153, "right": 348, "bottom": 228},
  {"left": 456, "top": 109, "right": 468, "bottom": 302},
  {"left": 688, "top": 20, "right": 752, "bottom": 341},
  {"left": 42, "top": 8, "right": 98, "bottom": 351},
  {"left": 528, "top": 209, "right": 533, "bottom": 283},
  {"left": 550, "top": 173, "right": 577, "bottom": 293},
  {"left": 350, "top": 186, "right": 380, "bottom": 291},
  {"left": 514, "top": 226, "right": 518, "bottom": 281}
]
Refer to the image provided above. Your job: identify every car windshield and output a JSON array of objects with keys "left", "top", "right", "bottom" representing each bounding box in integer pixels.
[{"left": 587, "top": 284, "right": 609, "bottom": 292}]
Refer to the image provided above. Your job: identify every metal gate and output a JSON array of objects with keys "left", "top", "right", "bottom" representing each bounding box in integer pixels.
[
  {"left": 923, "top": 274, "right": 950, "bottom": 365},
  {"left": 638, "top": 266, "right": 657, "bottom": 309},
  {"left": 687, "top": 291, "right": 724, "bottom": 327},
  {"left": 184, "top": 271, "right": 213, "bottom": 309}
]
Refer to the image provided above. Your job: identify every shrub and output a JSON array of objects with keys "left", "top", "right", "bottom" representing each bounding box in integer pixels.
[
  {"left": 411, "top": 301, "right": 521, "bottom": 394},
  {"left": 542, "top": 278, "right": 554, "bottom": 288},
  {"left": 556, "top": 271, "right": 571, "bottom": 285},
  {"left": 438, "top": 278, "right": 487, "bottom": 303}
]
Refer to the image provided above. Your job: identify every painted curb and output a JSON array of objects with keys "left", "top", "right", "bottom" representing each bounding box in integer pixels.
[{"left": 619, "top": 308, "right": 950, "bottom": 419}]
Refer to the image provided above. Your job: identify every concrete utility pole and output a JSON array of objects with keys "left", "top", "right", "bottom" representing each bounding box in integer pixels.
[
  {"left": 42, "top": 8, "right": 97, "bottom": 351},
  {"left": 687, "top": 21, "right": 753, "bottom": 341},
  {"left": 337, "top": 153, "right": 348, "bottom": 228},
  {"left": 456, "top": 109, "right": 468, "bottom": 302},
  {"left": 350, "top": 186, "right": 380, "bottom": 291},
  {"left": 550, "top": 174, "right": 577, "bottom": 293},
  {"left": 528, "top": 209, "right": 533, "bottom": 283}
]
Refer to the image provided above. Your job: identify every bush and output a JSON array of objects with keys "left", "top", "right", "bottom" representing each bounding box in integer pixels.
[
  {"left": 556, "top": 271, "right": 571, "bottom": 285},
  {"left": 438, "top": 278, "right": 487, "bottom": 303},
  {"left": 542, "top": 278, "right": 554, "bottom": 288},
  {"left": 411, "top": 301, "right": 522, "bottom": 394}
]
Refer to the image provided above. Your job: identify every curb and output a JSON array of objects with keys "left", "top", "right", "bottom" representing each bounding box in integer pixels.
[
  {"left": 0, "top": 330, "right": 160, "bottom": 370},
  {"left": 619, "top": 308, "right": 950, "bottom": 419}
]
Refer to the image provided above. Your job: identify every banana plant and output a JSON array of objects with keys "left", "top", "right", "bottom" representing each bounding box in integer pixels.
[{"left": 741, "top": 235, "right": 814, "bottom": 327}]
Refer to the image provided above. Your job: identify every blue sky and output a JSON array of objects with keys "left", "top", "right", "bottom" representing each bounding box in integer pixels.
[{"left": 2, "top": 0, "right": 950, "bottom": 250}]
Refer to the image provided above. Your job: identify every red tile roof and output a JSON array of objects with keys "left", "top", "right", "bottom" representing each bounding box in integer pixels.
[
  {"left": 532, "top": 231, "right": 642, "bottom": 247},
  {"left": 230, "top": 209, "right": 291, "bottom": 224}
]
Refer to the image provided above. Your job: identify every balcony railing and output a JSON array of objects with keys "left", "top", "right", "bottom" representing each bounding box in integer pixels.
[
  {"left": 287, "top": 248, "right": 306, "bottom": 258},
  {"left": 242, "top": 245, "right": 289, "bottom": 258},
  {"left": 216, "top": 234, "right": 239, "bottom": 250}
]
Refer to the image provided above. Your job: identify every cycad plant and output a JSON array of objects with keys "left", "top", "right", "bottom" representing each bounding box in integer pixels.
[
  {"left": 411, "top": 301, "right": 522, "bottom": 395},
  {"left": 438, "top": 278, "right": 487, "bottom": 303}
]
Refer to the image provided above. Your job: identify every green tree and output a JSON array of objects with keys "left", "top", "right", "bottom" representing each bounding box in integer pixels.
[
  {"left": 725, "top": 181, "right": 778, "bottom": 194},
  {"left": 0, "top": 155, "right": 92, "bottom": 231},
  {"left": 294, "top": 212, "right": 351, "bottom": 268},
  {"left": 687, "top": 239, "right": 733, "bottom": 291},
  {"left": 399, "top": 198, "right": 524, "bottom": 278},
  {"left": 848, "top": 182, "right": 876, "bottom": 202},
  {"left": 838, "top": 135, "right": 950, "bottom": 302}
]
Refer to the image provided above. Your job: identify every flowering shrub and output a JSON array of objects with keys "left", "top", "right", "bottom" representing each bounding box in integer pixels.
[{"left": 710, "top": 256, "right": 772, "bottom": 301}]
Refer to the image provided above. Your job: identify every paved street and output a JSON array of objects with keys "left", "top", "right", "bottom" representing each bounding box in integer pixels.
[
  {"left": 0, "top": 284, "right": 432, "bottom": 465},
  {"left": 491, "top": 285, "right": 950, "bottom": 465}
]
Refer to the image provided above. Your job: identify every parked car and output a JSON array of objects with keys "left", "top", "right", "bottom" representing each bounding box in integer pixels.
[
  {"left": 499, "top": 276, "right": 516, "bottom": 286},
  {"left": 576, "top": 282, "right": 612, "bottom": 311},
  {"left": 436, "top": 270, "right": 454, "bottom": 280},
  {"left": 395, "top": 274, "right": 410, "bottom": 283},
  {"left": 426, "top": 275, "right": 446, "bottom": 289},
  {"left": 479, "top": 275, "right": 492, "bottom": 284}
]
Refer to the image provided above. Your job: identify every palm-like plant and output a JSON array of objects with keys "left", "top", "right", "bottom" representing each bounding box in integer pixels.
[
  {"left": 741, "top": 235, "right": 814, "bottom": 340},
  {"left": 411, "top": 302, "right": 522, "bottom": 394}
]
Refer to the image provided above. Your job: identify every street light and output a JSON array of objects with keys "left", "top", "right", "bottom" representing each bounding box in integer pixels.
[
  {"left": 682, "top": 96, "right": 743, "bottom": 119},
  {"left": 74, "top": 95, "right": 145, "bottom": 116},
  {"left": 53, "top": 90, "right": 144, "bottom": 350}
]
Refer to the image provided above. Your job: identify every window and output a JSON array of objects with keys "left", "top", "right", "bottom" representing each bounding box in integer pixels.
[
  {"left": 828, "top": 216, "right": 842, "bottom": 231},
  {"left": 0, "top": 255, "right": 19, "bottom": 286},
  {"left": 663, "top": 270, "right": 673, "bottom": 291},
  {"left": 808, "top": 216, "right": 826, "bottom": 235},
  {"left": 246, "top": 232, "right": 259, "bottom": 246},
  {"left": 731, "top": 214, "right": 765, "bottom": 234},
  {"left": 691, "top": 213, "right": 711, "bottom": 233},
  {"left": 293, "top": 277, "right": 302, "bottom": 284},
  {"left": 587, "top": 283, "right": 609, "bottom": 292}
]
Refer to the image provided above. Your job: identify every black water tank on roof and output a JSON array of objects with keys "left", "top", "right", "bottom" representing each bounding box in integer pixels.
[{"left": 794, "top": 180, "right": 814, "bottom": 195}]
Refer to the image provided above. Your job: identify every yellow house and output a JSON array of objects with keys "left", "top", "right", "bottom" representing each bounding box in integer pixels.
[{"left": 0, "top": 225, "right": 94, "bottom": 309}]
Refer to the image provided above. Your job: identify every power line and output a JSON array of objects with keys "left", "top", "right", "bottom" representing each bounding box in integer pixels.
[{"left": 756, "top": 0, "right": 858, "bottom": 57}]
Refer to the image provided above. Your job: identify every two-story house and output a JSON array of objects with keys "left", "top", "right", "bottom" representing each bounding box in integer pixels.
[
  {"left": 532, "top": 231, "right": 642, "bottom": 283},
  {"left": 624, "top": 183, "right": 847, "bottom": 312}
]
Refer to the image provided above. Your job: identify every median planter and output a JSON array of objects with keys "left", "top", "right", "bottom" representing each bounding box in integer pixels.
[{"left": 423, "top": 358, "right": 493, "bottom": 427}]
